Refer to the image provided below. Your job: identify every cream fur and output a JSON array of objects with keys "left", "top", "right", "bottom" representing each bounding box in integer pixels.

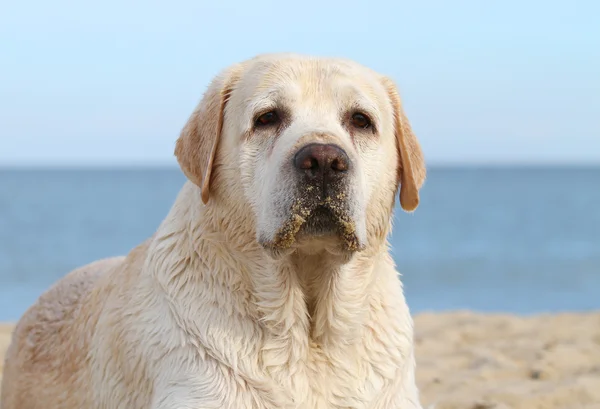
[{"left": 1, "top": 53, "right": 426, "bottom": 409}]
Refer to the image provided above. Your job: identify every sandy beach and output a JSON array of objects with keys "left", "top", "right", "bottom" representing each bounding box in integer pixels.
[
  {"left": 1, "top": 312, "right": 599, "bottom": 408},
  {"left": 414, "top": 312, "right": 600, "bottom": 409}
]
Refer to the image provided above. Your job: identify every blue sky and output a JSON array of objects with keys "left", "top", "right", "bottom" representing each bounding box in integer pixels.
[{"left": 1, "top": 0, "right": 598, "bottom": 166}]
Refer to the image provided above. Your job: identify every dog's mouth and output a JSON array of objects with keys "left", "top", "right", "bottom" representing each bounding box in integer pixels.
[
  {"left": 263, "top": 196, "right": 363, "bottom": 253},
  {"left": 301, "top": 205, "right": 338, "bottom": 235}
]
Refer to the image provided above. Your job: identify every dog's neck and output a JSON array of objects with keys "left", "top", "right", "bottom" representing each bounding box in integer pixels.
[{"left": 148, "top": 182, "right": 390, "bottom": 346}]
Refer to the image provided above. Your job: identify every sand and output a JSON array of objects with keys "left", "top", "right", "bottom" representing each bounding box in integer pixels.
[
  {"left": 1, "top": 311, "right": 599, "bottom": 408},
  {"left": 415, "top": 312, "right": 600, "bottom": 409}
]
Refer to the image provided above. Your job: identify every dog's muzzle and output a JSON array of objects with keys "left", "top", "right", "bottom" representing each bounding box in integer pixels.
[{"left": 263, "top": 143, "right": 363, "bottom": 253}]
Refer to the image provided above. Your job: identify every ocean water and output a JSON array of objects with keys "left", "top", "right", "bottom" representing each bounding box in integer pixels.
[{"left": 0, "top": 167, "right": 598, "bottom": 321}]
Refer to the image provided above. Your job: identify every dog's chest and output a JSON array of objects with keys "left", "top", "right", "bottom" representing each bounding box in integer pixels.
[{"left": 252, "top": 334, "right": 391, "bottom": 409}]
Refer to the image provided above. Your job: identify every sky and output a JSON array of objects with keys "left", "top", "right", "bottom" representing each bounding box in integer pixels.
[{"left": 1, "top": 0, "right": 599, "bottom": 167}]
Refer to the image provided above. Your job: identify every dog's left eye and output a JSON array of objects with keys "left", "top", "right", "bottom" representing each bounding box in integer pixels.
[
  {"left": 351, "top": 112, "right": 372, "bottom": 129},
  {"left": 255, "top": 111, "right": 280, "bottom": 127}
]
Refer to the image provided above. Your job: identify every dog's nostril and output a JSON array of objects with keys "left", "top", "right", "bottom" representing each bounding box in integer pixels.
[
  {"left": 331, "top": 157, "right": 348, "bottom": 172},
  {"left": 310, "top": 157, "right": 319, "bottom": 170},
  {"left": 293, "top": 143, "right": 350, "bottom": 176},
  {"left": 296, "top": 155, "right": 319, "bottom": 171}
]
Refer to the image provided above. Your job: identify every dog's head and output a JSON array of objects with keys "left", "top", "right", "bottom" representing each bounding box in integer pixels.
[{"left": 175, "top": 54, "right": 425, "bottom": 257}]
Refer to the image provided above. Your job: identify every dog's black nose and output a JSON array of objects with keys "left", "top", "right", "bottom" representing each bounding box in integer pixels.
[{"left": 293, "top": 143, "right": 350, "bottom": 182}]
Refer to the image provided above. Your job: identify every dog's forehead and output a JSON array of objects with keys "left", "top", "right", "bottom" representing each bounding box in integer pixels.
[{"left": 235, "top": 56, "right": 386, "bottom": 107}]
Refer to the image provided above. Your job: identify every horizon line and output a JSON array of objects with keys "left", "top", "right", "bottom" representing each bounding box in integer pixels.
[{"left": 1, "top": 161, "right": 599, "bottom": 170}]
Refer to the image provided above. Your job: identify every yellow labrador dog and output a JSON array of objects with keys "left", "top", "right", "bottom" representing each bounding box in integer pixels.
[{"left": 1, "top": 53, "right": 426, "bottom": 409}]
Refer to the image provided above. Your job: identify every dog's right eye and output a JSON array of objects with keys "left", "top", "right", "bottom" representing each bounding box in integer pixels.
[
  {"left": 255, "top": 111, "right": 280, "bottom": 127},
  {"left": 350, "top": 112, "right": 372, "bottom": 129}
]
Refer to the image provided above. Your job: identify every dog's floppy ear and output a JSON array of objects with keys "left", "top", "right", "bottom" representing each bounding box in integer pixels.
[
  {"left": 381, "top": 76, "right": 426, "bottom": 212},
  {"left": 175, "top": 65, "right": 242, "bottom": 204}
]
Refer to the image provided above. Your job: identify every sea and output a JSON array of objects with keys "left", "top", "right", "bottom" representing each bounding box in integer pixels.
[{"left": 0, "top": 167, "right": 598, "bottom": 322}]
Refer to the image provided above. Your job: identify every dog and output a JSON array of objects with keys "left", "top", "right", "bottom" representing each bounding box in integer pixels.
[{"left": 1, "top": 53, "right": 426, "bottom": 409}]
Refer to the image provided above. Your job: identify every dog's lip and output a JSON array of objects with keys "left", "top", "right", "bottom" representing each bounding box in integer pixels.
[
  {"left": 298, "top": 205, "right": 338, "bottom": 235},
  {"left": 262, "top": 196, "right": 364, "bottom": 253},
  {"left": 305, "top": 204, "right": 335, "bottom": 220}
]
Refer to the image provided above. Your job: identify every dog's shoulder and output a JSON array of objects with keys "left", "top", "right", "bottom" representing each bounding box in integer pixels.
[
  {"left": 8, "top": 257, "right": 125, "bottom": 368},
  {"left": 1, "top": 256, "right": 126, "bottom": 408}
]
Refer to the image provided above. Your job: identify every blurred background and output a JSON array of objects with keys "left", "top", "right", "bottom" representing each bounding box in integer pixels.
[{"left": 1, "top": 1, "right": 598, "bottom": 322}]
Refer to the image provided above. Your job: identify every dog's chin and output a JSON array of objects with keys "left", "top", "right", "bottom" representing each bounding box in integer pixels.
[{"left": 260, "top": 204, "right": 365, "bottom": 260}]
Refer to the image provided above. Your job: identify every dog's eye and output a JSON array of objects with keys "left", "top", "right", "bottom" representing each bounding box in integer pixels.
[
  {"left": 255, "top": 111, "right": 280, "bottom": 127},
  {"left": 351, "top": 112, "right": 372, "bottom": 129}
]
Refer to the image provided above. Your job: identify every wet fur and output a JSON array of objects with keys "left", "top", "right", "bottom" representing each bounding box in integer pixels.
[{"left": 1, "top": 53, "right": 426, "bottom": 409}]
